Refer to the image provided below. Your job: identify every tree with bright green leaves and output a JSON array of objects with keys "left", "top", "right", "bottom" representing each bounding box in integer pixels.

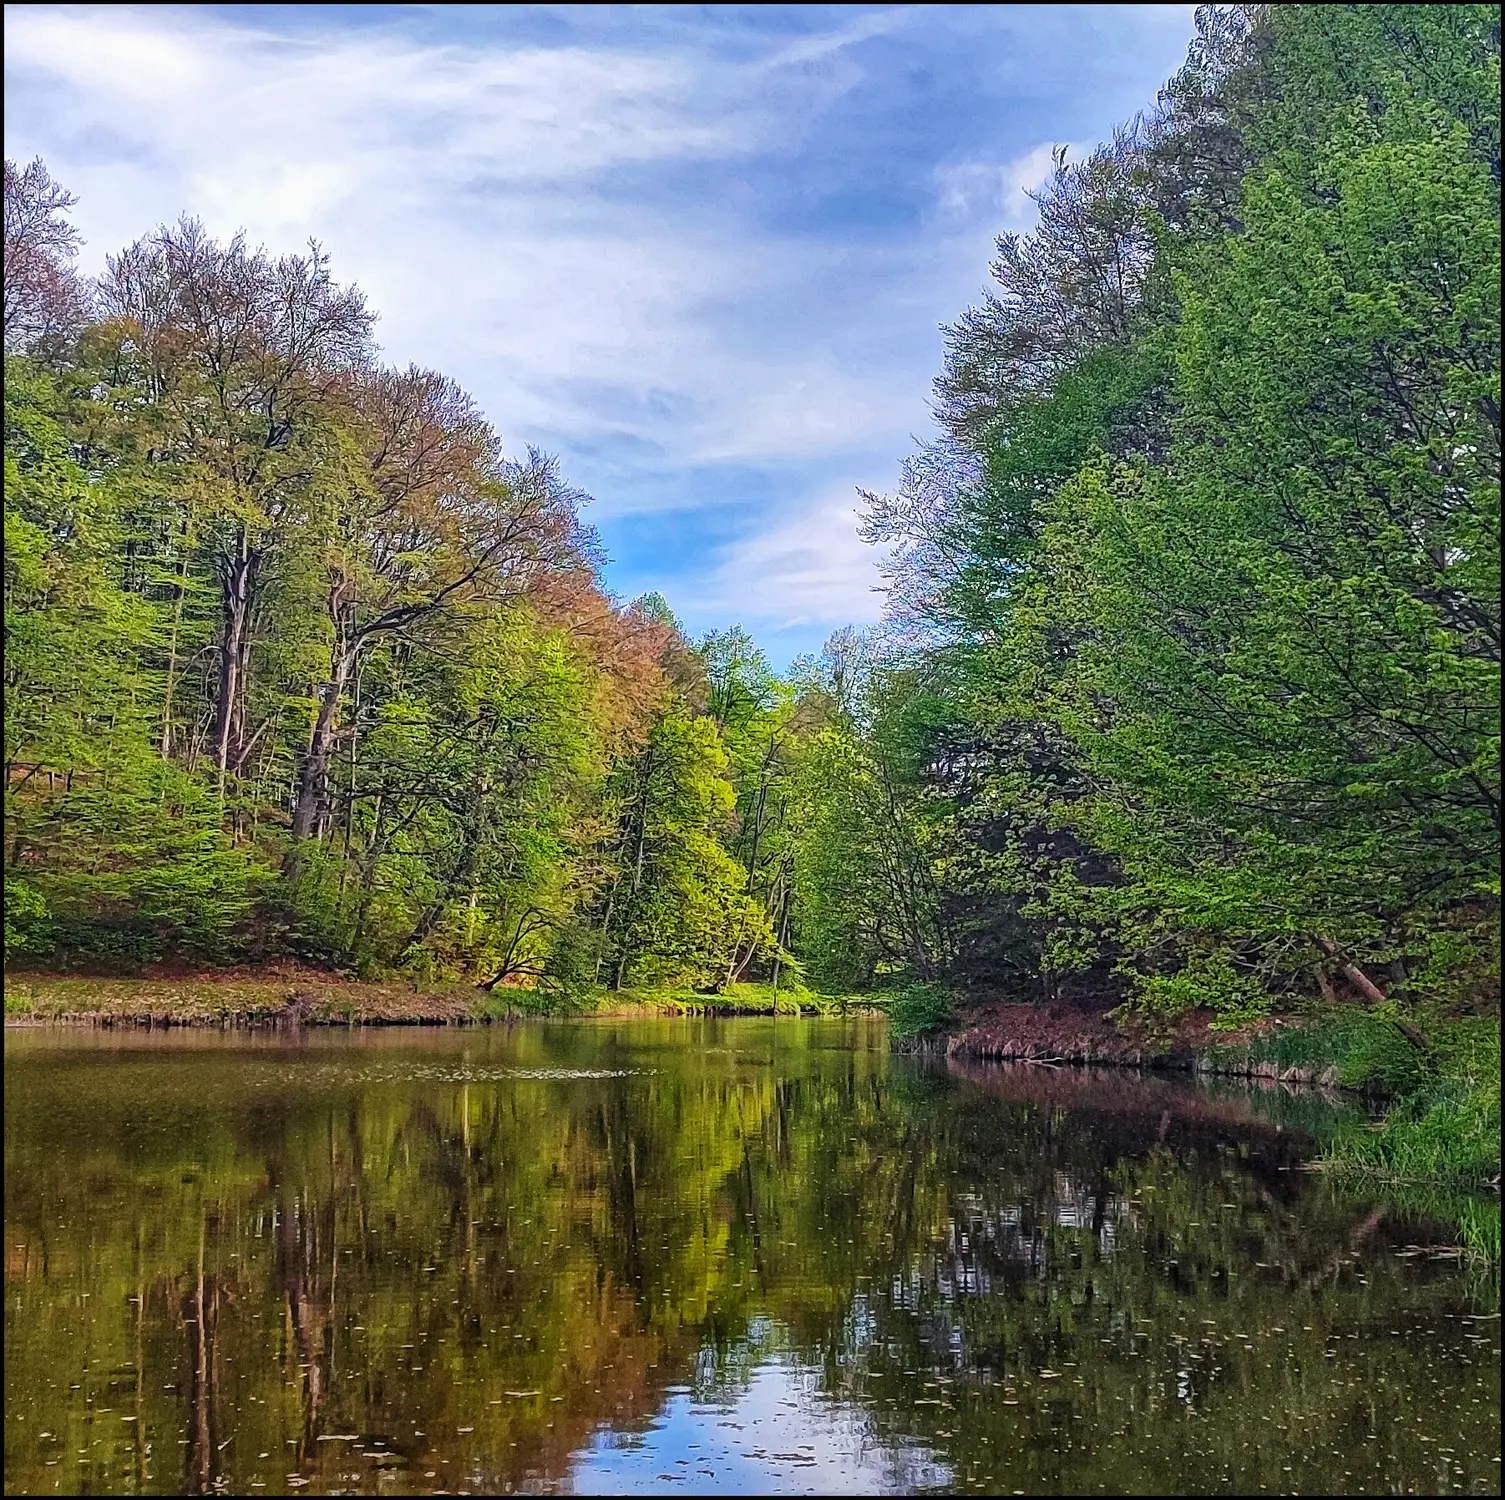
[
  {"left": 1039, "top": 2, "right": 1500, "bottom": 1012},
  {"left": 2, "top": 171, "right": 768, "bottom": 986},
  {"left": 855, "top": 3, "right": 1498, "bottom": 1021},
  {"left": 3, "top": 6, "right": 1499, "bottom": 1025},
  {"left": 5, "top": 359, "right": 261, "bottom": 962},
  {"left": 586, "top": 708, "right": 777, "bottom": 991},
  {"left": 785, "top": 638, "right": 953, "bottom": 992}
]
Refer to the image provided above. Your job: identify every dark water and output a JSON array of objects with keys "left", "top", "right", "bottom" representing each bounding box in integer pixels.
[{"left": 3, "top": 1019, "right": 1499, "bottom": 1496}]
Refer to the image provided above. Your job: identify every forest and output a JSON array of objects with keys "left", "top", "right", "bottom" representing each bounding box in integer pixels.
[{"left": 4, "top": 5, "right": 1499, "bottom": 1063}]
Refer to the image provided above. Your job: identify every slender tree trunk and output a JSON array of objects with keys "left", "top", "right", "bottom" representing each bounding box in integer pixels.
[
  {"left": 1316, "top": 937, "right": 1388, "bottom": 1005},
  {"left": 1316, "top": 937, "right": 1429, "bottom": 1049},
  {"left": 337, "top": 662, "right": 362, "bottom": 898},
  {"left": 405, "top": 773, "right": 489, "bottom": 952},
  {"left": 212, "top": 530, "right": 254, "bottom": 787},
  {"left": 743, "top": 738, "right": 776, "bottom": 894},
  {"left": 594, "top": 871, "right": 621, "bottom": 984},
  {"left": 291, "top": 576, "right": 364, "bottom": 867},
  {"left": 160, "top": 548, "right": 190, "bottom": 761},
  {"left": 352, "top": 792, "right": 385, "bottom": 951},
  {"left": 611, "top": 749, "right": 654, "bottom": 991},
  {"left": 771, "top": 873, "right": 791, "bottom": 994}
]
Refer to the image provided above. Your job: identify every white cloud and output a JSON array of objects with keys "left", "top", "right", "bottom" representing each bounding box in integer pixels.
[
  {"left": 687, "top": 486, "right": 891, "bottom": 630},
  {"left": 4, "top": 9, "right": 735, "bottom": 188},
  {"left": 5, "top": 4, "right": 928, "bottom": 481},
  {"left": 934, "top": 138, "right": 1096, "bottom": 228},
  {"left": 759, "top": 6, "right": 917, "bottom": 71},
  {"left": 5, "top": 4, "right": 1197, "bottom": 649}
]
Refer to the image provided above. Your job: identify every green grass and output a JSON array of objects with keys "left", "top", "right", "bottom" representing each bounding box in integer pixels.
[
  {"left": 3, "top": 973, "right": 481, "bottom": 1023},
  {"left": 1327, "top": 1076, "right": 1500, "bottom": 1185},
  {"left": 471, "top": 980, "right": 865, "bottom": 1020},
  {"left": 1321, "top": 1017, "right": 1500, "bottom": 1192},
  {"left": 1205, "top": 1008, "right": 1431, "bottom": 1093},
  {"left": 1456, "top": 1196, "right": 1502, "bottom": 1267},
  {"left": 5, "top": 971, "right": 874, "bottom": 1024},
  {"left": 1210, "top": 1008, "right": 1499, "bottom": 1193}
]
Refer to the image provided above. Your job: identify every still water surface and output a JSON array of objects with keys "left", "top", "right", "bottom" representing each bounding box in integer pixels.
[{"left": 4, "top": 1019, "right": 1499, "bottom": 1495}]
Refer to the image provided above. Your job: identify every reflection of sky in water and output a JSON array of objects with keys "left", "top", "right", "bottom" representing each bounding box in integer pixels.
[{"left": 567, "top": 1354, "right": 950, "bottom": 1495}]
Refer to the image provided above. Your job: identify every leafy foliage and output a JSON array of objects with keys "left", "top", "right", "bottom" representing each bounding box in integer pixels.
[
  {"left": 2, "top": 5, "right": 1499, "bottom": 1130},
  {"left": 884, "top": 981, "right": 959, "bottom": 1043},
  {"left": 1, "top": 182, "right": 829, "bottom": 988},
  {"left": 853, "top": 3, "right": 1499, "bottom": 1036}
]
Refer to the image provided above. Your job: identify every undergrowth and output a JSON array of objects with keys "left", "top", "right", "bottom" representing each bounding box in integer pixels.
[
  {"left": 1323, "top": 1018, "right": 1500, "bottom": 1189},
  {"left": 472, "top": 981, "right": 859, "bottom": 1020},
  {"left": 1207, "top": 1008, "right": 1432, "bottom": 1093},
  {"left": 883, "top": 982, "right": 959, "bottom": 1044}
]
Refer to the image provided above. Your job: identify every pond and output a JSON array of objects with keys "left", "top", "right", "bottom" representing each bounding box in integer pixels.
[{"left": 4, "top": 1018, "right": 1499, "bottom": 1495}]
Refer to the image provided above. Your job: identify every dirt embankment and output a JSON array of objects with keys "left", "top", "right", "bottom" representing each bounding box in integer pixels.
[
  {"left": 946, "top": 1000, "right": 1338, "bottom": 1086},
  {"left": 3, "top": 968, "right": 484, "bottom": 1027},
  {"left": 4, "top": 966, "right": 874, "bottom": 1026}
]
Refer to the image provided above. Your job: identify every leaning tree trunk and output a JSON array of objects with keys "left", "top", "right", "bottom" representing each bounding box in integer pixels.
[
  {"left": 288, "top": 576, "right": 360, "bottom": 865},
  {"left": 290, "top": 655, "right": 353, "bottom": 846}
]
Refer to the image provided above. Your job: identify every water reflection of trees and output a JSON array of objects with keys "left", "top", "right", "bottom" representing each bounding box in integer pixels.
[{"left": 4, "top": 1029, "right": 1496, "bottom": 1495}]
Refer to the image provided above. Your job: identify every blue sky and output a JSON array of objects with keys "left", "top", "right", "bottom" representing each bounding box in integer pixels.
[{"left": 5, "top": 4, "right": 1197, "bottom": 664}]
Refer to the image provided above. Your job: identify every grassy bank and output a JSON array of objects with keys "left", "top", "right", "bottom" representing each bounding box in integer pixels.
[
  {"left": 1201, "top": 1010, "right": 1501, "bottom": 1185},
  {"left": 3, "top": 972, "right": 483, "bottom": 1025},
  {"left": 3, "top": 972, "right": 870, "bottom": 1026},
  {"left": 471, "top": 980, "right": 868, "bottom": 1021}
]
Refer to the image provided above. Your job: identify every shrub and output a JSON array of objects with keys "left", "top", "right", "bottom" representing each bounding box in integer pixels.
[
  {"left": 3, "top": 876, "right": 50, "bottom": 961},
  {"left": 885, "top": 981, "right": 958, "bottom": 1042}
]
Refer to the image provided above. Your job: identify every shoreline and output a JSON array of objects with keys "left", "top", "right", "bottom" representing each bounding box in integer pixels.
[
  {"left": 0, "top": 972, "right": 1480, "bottom": 1101},
  {"left": 5, "top": 974, "right": 1336, "bottom": 1091},
  {"left": 0, "top": 971, "right": 861, "bottom": 1028},
  {"left": 939, "top": 999, "right": 1350, "bottom": 1087}
]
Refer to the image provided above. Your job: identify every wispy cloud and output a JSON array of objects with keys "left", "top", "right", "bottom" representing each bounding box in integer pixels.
[
  {"left": 5, "top": 3, "right": 1197, "bottom": 659},
  {"left": 681, "top": 482, "right": 893, "bottom": 631},
  {"left": 759, "top": 6, "right": 917, "bottom": 71},
  {"left": 933, "top": 139, "right": 1100, "bottom": 228}
]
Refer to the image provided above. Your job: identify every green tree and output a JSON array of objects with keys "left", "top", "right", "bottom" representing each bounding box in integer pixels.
[{"left": 593, "top": 710, "right": 774, "bottom": 991}]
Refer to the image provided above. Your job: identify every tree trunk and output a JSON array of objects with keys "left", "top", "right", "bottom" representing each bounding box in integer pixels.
[
  {"left": 770, "top": 873, "right": 791, "bottom": 994},
  {"left": 404, "top": 773, "right": 489, "bottom": 952},
  {"left": 1316, "top": 938, "right": 1428, "bottom": 1050},
  {"left": 612, "top": 750, "right": 654, "bottom": 991},
  {"left": 212, "top": 531, "right": 254, "bottom": 784},
  {"left": 159, "top": 548, "right": 190, "bottom": 761},
  {"left": 289, "top": 574, "right": 360, "bottom": 864},
  {"left": 290, "top": 655, "right": 351, "bottom": 846},
  {"left": 1316, "top": 937, "right": 1388, "bottom": 1005},
  {"left": 593, "top": 873, "right": 621, "bottom": 984}
]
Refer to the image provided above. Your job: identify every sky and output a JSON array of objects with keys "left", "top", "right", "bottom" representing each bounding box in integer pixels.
[
  {"left": 4, "top": 3, "right": 1198, "bottom": 664},
  {"left": 568, "top": 1346, "right": 952, "bottom": 1493}
]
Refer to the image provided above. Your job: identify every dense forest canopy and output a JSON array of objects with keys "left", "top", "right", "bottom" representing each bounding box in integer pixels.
[{"left": 4, "top": 4, "right": 1499, "bottom": 1024}]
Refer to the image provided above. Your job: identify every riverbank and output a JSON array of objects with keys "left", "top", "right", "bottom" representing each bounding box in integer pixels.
[
  {"left": 944, "top": 1000, "right": 1328, "bottom": 1079},
  {"left": 1, "top": 970, "right": 861, "bottom": 1026},
  {"left": 946, "top": 995, "right": 1501, "bottom": 1195}
]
